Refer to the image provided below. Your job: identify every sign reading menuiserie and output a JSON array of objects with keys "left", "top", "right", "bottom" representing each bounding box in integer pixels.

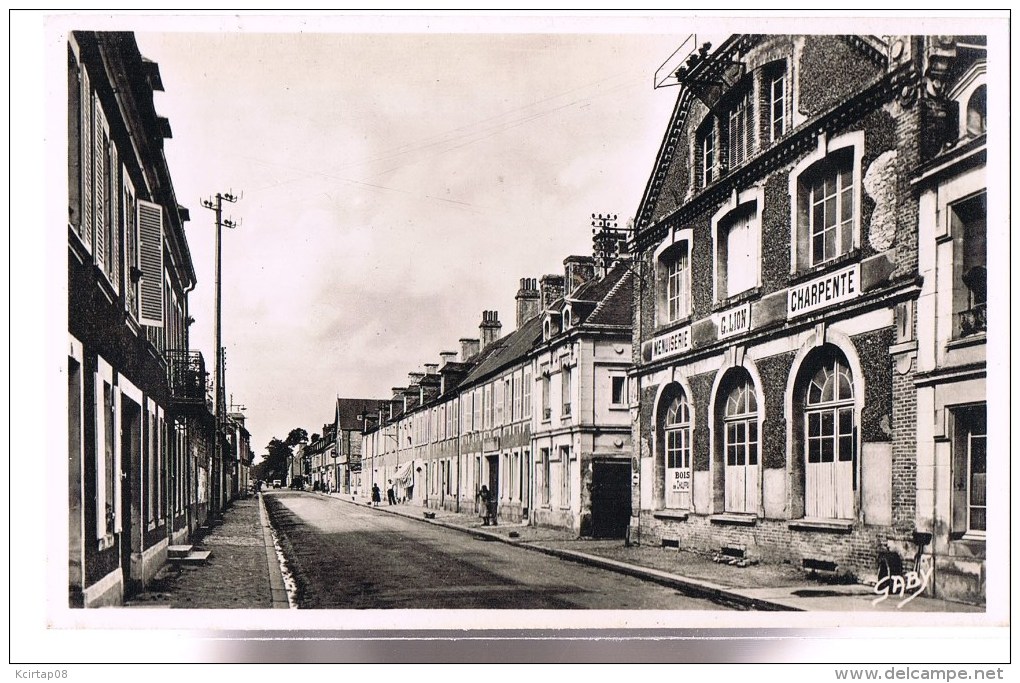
[
  {"left": 788, "top": 263, "right": 860, "bottom": 318},
  {"left": 645, "top": 325, "right": 692, "bottom": 362}
]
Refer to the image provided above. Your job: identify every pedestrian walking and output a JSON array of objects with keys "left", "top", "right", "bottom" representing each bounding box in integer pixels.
[
  {"left": 387, "top": 481, "right": 396, "bottom": 505},
  {"left": 371, "top": 484, "right": 381, "bottom": 507}
]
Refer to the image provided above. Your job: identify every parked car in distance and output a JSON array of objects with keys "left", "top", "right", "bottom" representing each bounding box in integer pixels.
[{"left": 273, "top": 480, "right": 282, "bottom": 489}]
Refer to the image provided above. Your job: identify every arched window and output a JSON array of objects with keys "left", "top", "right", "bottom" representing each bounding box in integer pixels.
[
  {"left": 721, "top": 373, "right": 759, "bottom": 513},
  {"left": 802, "top": 347, "right": 855, "bottom": 519},
  {"left": 664, "top": 393, "right": 692, "bottom": 509},
  {"left": 965, "top": 84, "right": 986, "bottom": 137}
]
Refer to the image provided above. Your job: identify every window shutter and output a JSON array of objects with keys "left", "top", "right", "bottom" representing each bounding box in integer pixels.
[
  {"left": 80, "top": 71, "right": 93, "bottom": 252},
  {"left": 108, "top": 147, "right": 119, "bottom": 291},
  {"left": 93, "top": 105, "right": 106, "bottom": 272},
  {"left": 138, "top": 200, "right": 165, "bottom": 327}
]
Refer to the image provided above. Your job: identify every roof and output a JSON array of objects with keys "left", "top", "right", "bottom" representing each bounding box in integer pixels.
[
  {"left": 584, "top": 265, "right": 634, "bottom": 328},
  {"left": 335, "top": 397, "right": 390, "bottom": 432},
  {"left": 461, "top": 313, "right": 544, "bottom": 385}
]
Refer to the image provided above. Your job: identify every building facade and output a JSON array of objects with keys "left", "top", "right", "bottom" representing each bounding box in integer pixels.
[
  {"left": 532, "top": 259, "right": 635, "bottom": 536},
  {"left": 910, "top": 38, "right": 987, "bottom": 604},
  {"left": 627, "top": 34, "right": 987, "bottom": 603},
  {"left": 67, "top": 31, "right": 216, "bottom": 607}
]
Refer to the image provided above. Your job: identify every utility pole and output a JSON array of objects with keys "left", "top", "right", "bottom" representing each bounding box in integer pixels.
[{"left": 202, "top": 191, "right": 239, "bottom": 514}]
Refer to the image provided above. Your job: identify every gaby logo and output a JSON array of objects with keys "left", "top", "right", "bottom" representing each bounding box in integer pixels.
[{"left": 872, "top": 565, "right": 933, "bottom": 608}]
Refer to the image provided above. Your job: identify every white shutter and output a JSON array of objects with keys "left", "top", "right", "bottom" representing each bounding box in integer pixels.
[
  {"left": 108, "top": 148, "right": 119, "bottom": 291},
  {"left": 93, "top": 102, "right": 106, "bottom": 272},
  {"left": 80, "top": 70, "right": 93, "bottom": 252},
  {"left": 138, "top": 200, "right": 164, "bottom": 327}
]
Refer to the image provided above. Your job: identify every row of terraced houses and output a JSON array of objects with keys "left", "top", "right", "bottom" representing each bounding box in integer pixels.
[
  {"left": 67, "top": 31, "right": 252, "bottom": 607},
  {"left": 318, "top": 34, "right": 987, "bottom": 606}
]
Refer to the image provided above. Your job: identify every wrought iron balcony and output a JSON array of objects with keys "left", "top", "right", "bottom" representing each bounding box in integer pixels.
[
  {"left": 958, "top": 303, "right": 987, "bottom": 337},
  {"left": 166, "top": 349, "right": 211, "bottom": 413}
]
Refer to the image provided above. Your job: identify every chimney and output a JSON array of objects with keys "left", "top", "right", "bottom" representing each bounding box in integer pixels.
[
  {"left": 564, "top": 255, "right": 596, "bottom": 295},
  {"left": 515, "top": 277, "right": 541, "bottom": 327},
  {"left": 424, "top": 363, "right": 439, "bottom": 376},
  {"left": 459, "top": 337, "right": 480, "bottom": 362},
  {"left": 479, "top": 310, "right": 502, "bottom": 350},
  {"left": 540, "top": 274, "right": 565, "bottom": 311},
  {"left": 407, "top": 371, "right": 425, "bottom": 387},
  {"left": 440, "top": 351, "right": 457, "bottom": 367}
]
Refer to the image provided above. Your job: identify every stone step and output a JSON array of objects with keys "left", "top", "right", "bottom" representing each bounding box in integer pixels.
[
  {"left": 167, "top": 544, "right": 193, "bottom": 559},
  {"left": 168, "top": 550, "right": 212, "bottom": 564}
]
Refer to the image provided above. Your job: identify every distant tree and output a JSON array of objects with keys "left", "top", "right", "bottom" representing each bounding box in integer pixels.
[
  {"left": 310, "top": 433, "right": 320, "bottom": 443},
  {"left": 285, "top": 428, "right": 308, "bottom": 447},
  {"left": 263, "top": 437, "right": 293, "bottom": 482}
]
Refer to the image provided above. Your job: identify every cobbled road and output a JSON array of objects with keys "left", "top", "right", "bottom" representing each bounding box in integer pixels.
[{"left": 263, "top": 490, "right": 727, "bottom": 610}]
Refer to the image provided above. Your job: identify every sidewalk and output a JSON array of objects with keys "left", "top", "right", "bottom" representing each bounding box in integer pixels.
[
  {"left": 328, "top": 491, "right": 985, "bottom": 614},
  {"left": 123, "top": 495, "right": 289, "bottom": 609}
]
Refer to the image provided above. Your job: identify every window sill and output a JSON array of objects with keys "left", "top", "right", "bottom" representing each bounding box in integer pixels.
[
  {"left": 608, "top": 404, "right": 628, "bottom": 411},
  {"left": 713, "top": 287, "right": 761, "bottom": 311},
  {"left": 653, "top": 510, "right": 689, "bottom": 521},
  {"left": 655, "top": 315, "right": 693, "bottom": 333},
  {"left": 788, "top": 518, "right": 854, "bottom": 533},
  {"left": 953, "top": 531, "right": 986, "bottom": 544},
  {"left": 790, "top": 250, "right": 861, "bottom": 284},
  {"left": 709, "top": 513, "right": 757, "bottom": 527},
  {"left": 946, "top": 333, "right": 986, "bottom": 351}
]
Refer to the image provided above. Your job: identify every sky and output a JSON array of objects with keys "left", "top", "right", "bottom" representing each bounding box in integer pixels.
[{"left": 113, "top": 17, "right": 693, "bottom": 455}]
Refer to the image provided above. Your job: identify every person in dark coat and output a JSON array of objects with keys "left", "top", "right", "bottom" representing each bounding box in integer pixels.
[
  {"left": 478, "top": 485, "right": 496, "bottom": 526},
  {"left": 387, "top": 481, "right": 397, "bottom": 505},
  {"left": 371, "top": 484, "right": 381, "bottom": 506}
]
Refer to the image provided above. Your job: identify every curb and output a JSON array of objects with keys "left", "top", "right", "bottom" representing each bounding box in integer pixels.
[
  {"left": 325, "top": 492, "right": 797, "bottom": 612},
  {"left": 258, "top": 492, "right": 292, "bottom": 609}
]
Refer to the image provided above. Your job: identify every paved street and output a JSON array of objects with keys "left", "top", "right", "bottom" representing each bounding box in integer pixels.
[{"left": 263, "top": 490, "right": 726, "bottom": 610}]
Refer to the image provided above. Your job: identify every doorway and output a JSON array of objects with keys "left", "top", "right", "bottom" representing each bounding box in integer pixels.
[
  {"left": 590, "top": 460, "right": 631, "bottom": 539},
  {"left": 120, "top": 398, "right": 142, "bottom": 596}
]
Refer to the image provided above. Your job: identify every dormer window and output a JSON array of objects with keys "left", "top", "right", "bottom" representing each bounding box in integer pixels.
[
  {"left": 965, "top": 84, "right": 986, "bottom": 137},
  {"left": 725, "top": 85, "right": 754, "bottom": 169},
  {"left": 764, "top": 61, "right": 787, "bottom": 143},
  {"left": 948, "top": 61, "right": 986, "bottom": 141},
  {"left": 654, "top": 228, "right": 693, "bottom": 326},
  {"left": 697, "top": 119, "right": 715, "bottom": 187}
]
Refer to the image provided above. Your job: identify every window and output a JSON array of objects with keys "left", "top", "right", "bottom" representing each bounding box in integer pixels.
[
  {"left": 792, "top": 142, "right": 860, "bottom": 271},
  {"left": 716, "top": 203, "right": 760, "bottom": 300},
  {"left": 766, "top": 62, "right": 787, "bottom": 142},
  {"left": 522, "top": 368, "right": 532, "bottom": 420},
  {"left": 952, "top": 405, "right": 986, "bottom": 535},
  {"left": 726, "top": 87, "right": 754, "bottom": 168},
  {"left": 667, "top": 243, "right": 691, "bottom": 321},
  {"left": 513, "top": 372, "right": 522, "bottom": 422},
  {"left": 611, "top": 375, "right": 627, "bottom": 406},
  {"left": 540, "top": 448, "right": 551, "bottom": 505},
  {"left": 697, "top": 120, "right": 715, "bottom": 187},
  {"left": 664, "top": 392, "right": 692, "bottom": 509},
  {"left": 473, "top": 388, "right": 481, "bottom": 430},
  {"left": 965, "top": 84, "right": 986, "bottom": 137},
  {"left": 95, "top": 362, "right": 117, "bottom": 545},
  {"left": 802, "top": 348, "right": 855, "bottom": 519},
  {"left": 541, "top": 369, "right": 551, "bottom": 421},
  {"left": 560, "top": 446, "right": 571, "bottom": 508},
  {"left": 561, "top": 364, "right": 572, "bottom": 417},
  {"left": 951, "top": 192, "right": 987, "bottom": 337},
  {"left": 720, "top": 372, "right": 759, "bottom": 514}
]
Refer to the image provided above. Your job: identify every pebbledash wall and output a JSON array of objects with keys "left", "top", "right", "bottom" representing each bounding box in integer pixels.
[{"left": 628, "top": 35, "right": 984, "bottom": 596}]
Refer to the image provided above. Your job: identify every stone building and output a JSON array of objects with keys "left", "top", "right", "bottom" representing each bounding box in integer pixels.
[
  {"left": 628, "top": 34, "right": 986, "bottom": 602},
  {"left": 67, "top": 31, "right": 216, "bottom": 606},
  {"left": 909, "top": 37, "right": 987, "bottom": 604}
]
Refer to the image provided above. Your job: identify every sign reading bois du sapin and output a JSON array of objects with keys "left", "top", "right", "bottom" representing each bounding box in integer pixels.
[{"left": 788, "top": 263, "right": 860, "bottom": 318}]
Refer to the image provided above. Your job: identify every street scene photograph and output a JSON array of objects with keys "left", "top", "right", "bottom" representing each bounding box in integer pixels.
[{"left": 19, "top": 10, "right": 1011, "bottom": 666}]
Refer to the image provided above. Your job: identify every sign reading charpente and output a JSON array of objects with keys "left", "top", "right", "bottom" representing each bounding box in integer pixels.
[{"left": 788, "top": 263, "right": 860, "bottom": 318}]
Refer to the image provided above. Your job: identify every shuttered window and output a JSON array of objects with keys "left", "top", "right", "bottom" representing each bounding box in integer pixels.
[
  {"left": 138, "top": 200, "right": 165, "bottom": 327},
  {"left": 93, "top": 99, "right": 108, "bottom": 273},
  {"left": 80, "top": 68, "right": 94, "bottom": 252}
]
